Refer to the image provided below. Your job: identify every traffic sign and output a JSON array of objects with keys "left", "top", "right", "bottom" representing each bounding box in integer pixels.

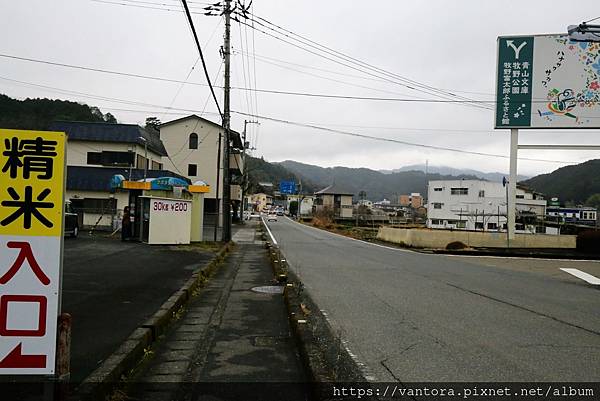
[
  {"left": 0, "top": 129, "right": 66, "bottom": 375},
  {"left": 279, "top": 180, "right": 296, "bottom": 195},
  {"left": 495, "top": 34, "right": 600, "bottom": 128}
]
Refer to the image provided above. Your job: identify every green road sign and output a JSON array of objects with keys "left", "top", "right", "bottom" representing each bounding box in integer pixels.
[{"left": 495, "top": 35, "right": 600, "bottom": 129}]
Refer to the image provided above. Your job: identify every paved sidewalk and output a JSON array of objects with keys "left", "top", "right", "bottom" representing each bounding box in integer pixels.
[{"left": 129, "top": 222, "right": 307, "bottom": 401}]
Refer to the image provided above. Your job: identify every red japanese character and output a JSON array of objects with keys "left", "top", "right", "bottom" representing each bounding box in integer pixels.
[
  {"left": 0, "top": 242, "right": 50, "bottom": 285},
  {"left": 0, "top": 295, "right": 47, "bottom": 337}
]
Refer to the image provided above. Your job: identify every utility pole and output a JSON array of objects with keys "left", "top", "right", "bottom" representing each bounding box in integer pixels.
[
  {"left": 240, "top": 120, "right": 248, "bottom": 225},
  {"left": 222, "top": 0, "right": 232, "bottom": 242},
  {"left": 240, "top": 119, "right": 259, "bottom": 225}
]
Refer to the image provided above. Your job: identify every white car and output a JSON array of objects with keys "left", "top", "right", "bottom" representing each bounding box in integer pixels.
[{"left": 267, "top": 212, "right": 278, "bottom": 222}]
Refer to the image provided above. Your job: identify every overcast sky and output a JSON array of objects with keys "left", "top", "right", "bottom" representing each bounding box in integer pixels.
[{"left": 1, "top": 0, "right": 599, "bottom": 176}]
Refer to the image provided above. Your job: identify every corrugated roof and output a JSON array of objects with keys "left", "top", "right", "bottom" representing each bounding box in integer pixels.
[
  {"left": 49, "top": 121, "right": 168, "bottom": 156},
  {"left": 67, "top": 166, "right": 189, "bottom": 192}
]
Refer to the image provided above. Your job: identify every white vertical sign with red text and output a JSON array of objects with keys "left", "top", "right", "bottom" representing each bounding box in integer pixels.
[{"left": 0, "top": 129, "right": 66, "bottom": 375}]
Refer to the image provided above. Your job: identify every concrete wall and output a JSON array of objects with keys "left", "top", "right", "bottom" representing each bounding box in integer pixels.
[{"left": 377, "top": 227, "right": 576, "bottom": 249}]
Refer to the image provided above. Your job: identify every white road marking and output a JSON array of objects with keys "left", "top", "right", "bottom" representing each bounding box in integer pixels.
[
  {"left": 560, "top": 268, "right": 600, "bottom": 285},
  {"left": 261, "top": 217, "right": 278, "bottom": 246},
  {"left": 447, "top": 254, "right": 600, "bottom": 264}
]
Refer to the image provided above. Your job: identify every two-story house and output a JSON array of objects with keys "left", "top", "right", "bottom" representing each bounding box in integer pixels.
[
  {"left": 159, "top": 115, "right": 244, "bottom": 225},
  {"left": 49, "top": 120, "right": 186, "bottom": 229}
]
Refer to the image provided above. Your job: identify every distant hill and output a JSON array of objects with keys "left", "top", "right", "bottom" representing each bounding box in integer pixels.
[
  {"left": 0, "top": 93, "right": 117, "bottom": 130},
  {"left": 381, "top": 164, "right": 530, "bottom": 182},
  {"left": 278, "top": 160, "right": 481, "bottom": 201},
  {"left": 521, "top": 159, "right": 600, "bottom": 204},
  {"left": 246, "top": 156, "right": 316, "bottom": 195}
]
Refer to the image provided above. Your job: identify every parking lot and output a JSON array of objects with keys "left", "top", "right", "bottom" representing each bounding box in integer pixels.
[{"left": 62, "top": 234, "right": 218, "bottom": 382}]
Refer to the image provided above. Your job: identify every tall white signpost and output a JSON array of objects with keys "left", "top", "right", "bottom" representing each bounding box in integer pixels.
[
  {"left": 0, "top": 129, "right": 66, "bottom": 376},
  {"left": 495, "top": 34, "right": 600, "bottom": 245}
]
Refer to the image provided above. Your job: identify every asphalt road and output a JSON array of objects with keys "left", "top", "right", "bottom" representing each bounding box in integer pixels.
[
  {"left": 266, "top": 217, "right": 600, "bottom": 382},
  {"left": 62, "top": 235, "right": 215, "bottom": 382}
]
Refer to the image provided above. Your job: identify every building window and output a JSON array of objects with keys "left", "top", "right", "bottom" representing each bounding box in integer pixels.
[
  {"left": 433, "top": 202, "right": 443, "bottom": 209},
  {"left": 151, "top": 160, "right": 162, "bottom": 170},
  {"left": 478, "top": 190, "right": 485, "bottom": 198},
  {"left": 81, "top": 198, "right": 117, "bottom": 214},
  {"left": 456, "top": 221, "right": 466, "bottom": 229},
  {"left": 136, "top": 154, "right": 148, "bottom": 169},
  {"left": 189, "top": 133, "right": 198, "bottom": 149},
  {"left": 88, "top": 151, "right": 133, "bottom": 166},
  {"left": 87, "top": 152, "right": 102, "bottom": 165},
  {"left": 516, "top": 194, "right": 525, "bottom": 199},
  {"left": 434, "top": 187, "right": 443, "bottom": 192},
  {"left": 188, "top": 164, "right": 197, "bottom": 176},
  {"left": 475, "top": 222, "right": 484, "bottom": 230},
  {"left": 450, "top": 188, "right": 468, "bottom": 195},
  {"left": 487, "top": 222, "right": 498, "bottom": 230},
  {"left": 431, "top": 219, "right": 441, "bottom": 225}
]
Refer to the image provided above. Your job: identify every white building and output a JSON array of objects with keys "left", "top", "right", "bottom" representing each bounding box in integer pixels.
[{"left": 427, "top": 180, "right": 546, "bottom": 233}]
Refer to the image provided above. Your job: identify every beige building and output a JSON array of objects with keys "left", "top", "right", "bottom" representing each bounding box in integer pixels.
[
  {"left": 314, "top": 184, "right": 354, "bottom": 219},
  {"left": 250, "top": 193, "right": 273, "bottom": 212},
  {"left": 159, "top": 115, "right": 244, "bottom": 217}
]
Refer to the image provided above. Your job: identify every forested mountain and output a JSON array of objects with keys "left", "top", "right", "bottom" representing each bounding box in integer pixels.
[
  {"left": 278, "top": 160, "right": 480, "bottom": 201},
  {"left": 521, "top": 159, "right": 600, "bottom": 205},
  {"left": 0, "top": 94, "right": 117, "bottom": 130},
  {"left": 245, "top": 156, "right": 316, "bottom": 194}
]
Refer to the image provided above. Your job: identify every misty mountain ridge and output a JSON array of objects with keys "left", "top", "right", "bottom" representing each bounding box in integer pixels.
[
  {"left": 380, "top": 164, "right": 530, "bottom": 182},
  {"left": 277, "top": 160, "right": 483, "bottom": 202}
]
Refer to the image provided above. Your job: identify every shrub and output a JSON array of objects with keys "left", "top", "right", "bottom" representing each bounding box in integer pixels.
[
  {"left": 312, "top": 208, "right": 335, "bottom": 229},
  {"left": 446, "top": 241, "right": 468, "bottom": 250}
]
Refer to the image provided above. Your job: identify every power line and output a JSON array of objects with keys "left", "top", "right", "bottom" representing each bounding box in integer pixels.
[
  {"left": 250, "top": 8, "right": 260, "bottom": 150},
  {"left": 86, "top": 0, "right": 493, "bottom": 110},
  {"left": 0, "top": 53, "right": 496, "bottom": 105},
  {"left": 162, "top": 16, "right": 222, "bottom": 121},
  {"left": 0, "top": 54, "right": 584, "bottom": 107},
  {"left": 235, "top": 12, "right": 493, "bottom": 111},
  {"left": 230, "top": 110, "right": 578, "bottom": 164},
  {"left": 246, "top": 11, "right": 487, "bottom": 105},
  {"left": 0, "top": 73, "right": 587, "bottom": 165},
  {"left": 236, "top": 49, "right": 433, "bottom": 99},
  {"left": 236, "top": 20, "right": 254, "bottom": 125},
  {"left": 180, "top": 0, "right": 223, "bottom": 119}
]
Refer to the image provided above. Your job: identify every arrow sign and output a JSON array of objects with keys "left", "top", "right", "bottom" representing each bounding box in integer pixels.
[{"left": 0, "top": 343, "right": 46, "bottom": 369}]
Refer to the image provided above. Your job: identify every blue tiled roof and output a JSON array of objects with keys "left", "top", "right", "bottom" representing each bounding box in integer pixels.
[
  {"left": 49, "top": 121, "right": 167, "bottom": 156},
  {"left": 67, "top": 166, "right": 189, "bottom": 192}
]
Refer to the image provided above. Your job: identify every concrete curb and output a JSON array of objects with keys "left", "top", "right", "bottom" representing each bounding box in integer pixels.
[
  {"left": 75, "top": 241, "right": 233, "bottom": 401},
  {"left": 259, "top": 221, "right": 374, "bottom": 400}
]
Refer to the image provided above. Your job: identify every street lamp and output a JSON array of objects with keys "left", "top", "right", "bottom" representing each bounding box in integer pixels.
[{"left": 138, "top": 136, "right": 148, "bottom": 181}]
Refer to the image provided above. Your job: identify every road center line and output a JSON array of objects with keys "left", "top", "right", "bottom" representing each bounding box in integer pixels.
[{"left": 560, "top": 268, "right": 600, "bottom": 285}]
